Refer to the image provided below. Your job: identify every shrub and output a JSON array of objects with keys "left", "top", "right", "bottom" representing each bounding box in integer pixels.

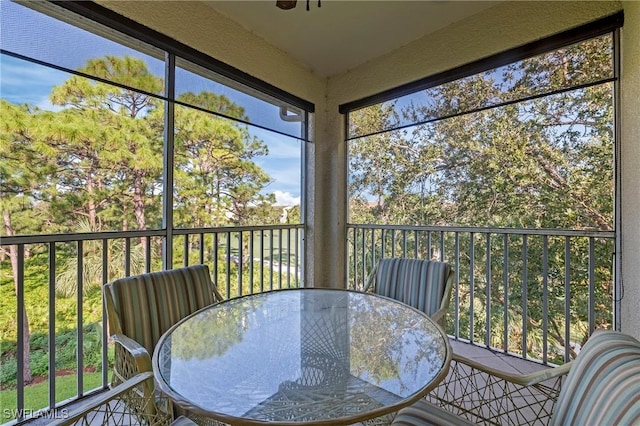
[
  {"left": 29, "top": 350, "right": 49, "bottom": 377},
  {"left": 0, "top": 357, "right": 18, "bottom": 388}
]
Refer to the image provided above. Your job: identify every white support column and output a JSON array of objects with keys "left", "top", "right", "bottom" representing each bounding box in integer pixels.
[
  {"left": 620, "top": 1, "right": 640, "bottom": 340},
  {"left": 311, "top": 94, "right": 347, "bottom": 289}
]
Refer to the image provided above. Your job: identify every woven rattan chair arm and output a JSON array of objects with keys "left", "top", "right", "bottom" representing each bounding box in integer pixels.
[
  {"left": 212, "top": 283, "right": 224, "bottom": 303},
  {"left": 49, "top": 372, "right": 158, "bottom": 426},
  {"left": 363, "top": 262, "right": 378, "bottom": 292},
  {"left": 426, "top": 353, "right": 568, "bottom": 425},
  {"left": 452, "top": 353, "right": 572, "bottom": 386},
  {"left": 112, "top": 333, "right": 153, "bottom": 374},
  {"left": 430, "top": 307, "right": 447, "bottom": 327}
]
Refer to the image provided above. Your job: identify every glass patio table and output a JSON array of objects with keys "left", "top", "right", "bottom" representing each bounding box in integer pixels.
[{"left": 152, "top": 288, "right": 452, "bottom": 425}]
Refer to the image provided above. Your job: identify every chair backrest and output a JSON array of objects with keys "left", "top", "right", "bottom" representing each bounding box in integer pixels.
[
  {"left": 551, "top": 329, "right": 640, "bottom": 425},
  {"left": 373, "top": 258, "right": 453, "bottom": 319},
  {"left": 104, "top": 264, "right": 221, "bottom": 356}
]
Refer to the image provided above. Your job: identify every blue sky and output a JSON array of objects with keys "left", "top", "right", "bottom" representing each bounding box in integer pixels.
[{"left": 1, "top": 0, "right": 302, "bottom": 206}]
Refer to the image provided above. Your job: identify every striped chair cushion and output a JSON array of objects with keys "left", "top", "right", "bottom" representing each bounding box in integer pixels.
[
  {"left": 171, "top": 416, "right": 198, "bottom": 426},
  {"left": 374, "top": 258, "right": 451, "bottom": 317},
  {"left": 551, "top": 329, "right": 640, "bottom": 425},
  {"left": 392, "top": 399, "right": 476, "bottom": 426},
  {"left": 105, "top": 264, "right": 218, "bottom": 356}
]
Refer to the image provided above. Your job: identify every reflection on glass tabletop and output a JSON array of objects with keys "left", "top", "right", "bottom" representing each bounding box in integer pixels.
[{"left": 153, "top": 288, "right": 450, "bottom": 425}]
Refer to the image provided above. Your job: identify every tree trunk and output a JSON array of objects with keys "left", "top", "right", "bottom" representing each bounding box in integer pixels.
[
  {"left": 3, "top": 210, "right": 32, "bottom": 384},
  {"left": 133, "top": 171, "right": 147, "bottom": 260},
  {"left": 87, "top": 172, "right": 97, "bottom": 230}
]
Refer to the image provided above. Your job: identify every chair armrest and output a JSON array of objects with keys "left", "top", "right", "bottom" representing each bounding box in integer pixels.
[
  {"left": 172, "top": 416, "right": 198, "bottom": 426},
  {"left": 48, "top": 372, "right": 172, "bottom": 426},
  {"left": 362, "top": 262, "right": 378, "bottom": 292},
  {"left": 430, "top": 307, "right": 447, "bottom": 327},
  {"left": 212, "top": 284, "right": 224, "bottom": 303},
  {"left": 424, "top": 352, "right": 571, "bottom": 426},
  {"left": 111, "top": 333, "right": 152, "bottom": 386},
  {"left": 452, "top": 353, "right": 572, "bottom": 386}
]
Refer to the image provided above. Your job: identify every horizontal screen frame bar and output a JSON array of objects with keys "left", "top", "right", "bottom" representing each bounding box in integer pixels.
[
  {"left": 339, "top": 11, "right": 623, "bottom": 114},
  {"left": 50, "top": 1, "right": 315, "bottom": 113}
]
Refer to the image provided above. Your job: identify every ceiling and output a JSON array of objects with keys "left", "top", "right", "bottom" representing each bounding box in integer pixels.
[{"left": 204, "top": 1, "right": 500, "bottom": 77}]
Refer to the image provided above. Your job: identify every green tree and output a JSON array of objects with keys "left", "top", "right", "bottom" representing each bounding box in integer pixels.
[
  {"left": 172, "top": 92, "right": 273, "bottom": 229},
  {"left": 49, "top": 55, "right": 164, "bottom": 248},
  {"left": 0, "top": 101, "right": 58, "bottom": 383},
  {"left": 348, "top": 36, "right": 614, "bottom": 361},
  {"left": 54, "top": 218, "right": 145, "bottom": 297}
]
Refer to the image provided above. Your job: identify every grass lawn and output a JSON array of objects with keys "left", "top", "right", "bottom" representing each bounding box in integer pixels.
[{"left": 0, "top": 372, "right": 104, "bottom": 421}]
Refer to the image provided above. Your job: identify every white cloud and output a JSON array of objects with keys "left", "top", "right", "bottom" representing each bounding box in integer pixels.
[{"left": 274, "top": 191, "right": 300, "bottom": 206}]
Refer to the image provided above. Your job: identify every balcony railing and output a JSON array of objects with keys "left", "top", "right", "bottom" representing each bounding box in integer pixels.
[
  {"left": 0, "top": 224, "right": 302, "bottom": 424},
  {"left": 1, "top": 222, "right": 617, "bottom": 424},
  {"left": 347, "top": 224, "right": 616, "bottom": 367}
]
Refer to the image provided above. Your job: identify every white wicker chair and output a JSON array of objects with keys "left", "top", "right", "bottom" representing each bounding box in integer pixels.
[
  {"left": 48, "top": 372, "right": 175, "bottom": 426},
  {"left": 392, "top": 330, "right": 640, "bottom": 426}
]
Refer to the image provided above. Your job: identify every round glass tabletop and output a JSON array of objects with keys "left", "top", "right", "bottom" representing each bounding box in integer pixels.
[{"left": 153, "top": 288, "right": 451, "bottom": 425}]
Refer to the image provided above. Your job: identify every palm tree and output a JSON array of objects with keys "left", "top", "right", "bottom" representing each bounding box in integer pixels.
[{"left": 55, "top": 218, "right": 145, "bottom": 297}]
